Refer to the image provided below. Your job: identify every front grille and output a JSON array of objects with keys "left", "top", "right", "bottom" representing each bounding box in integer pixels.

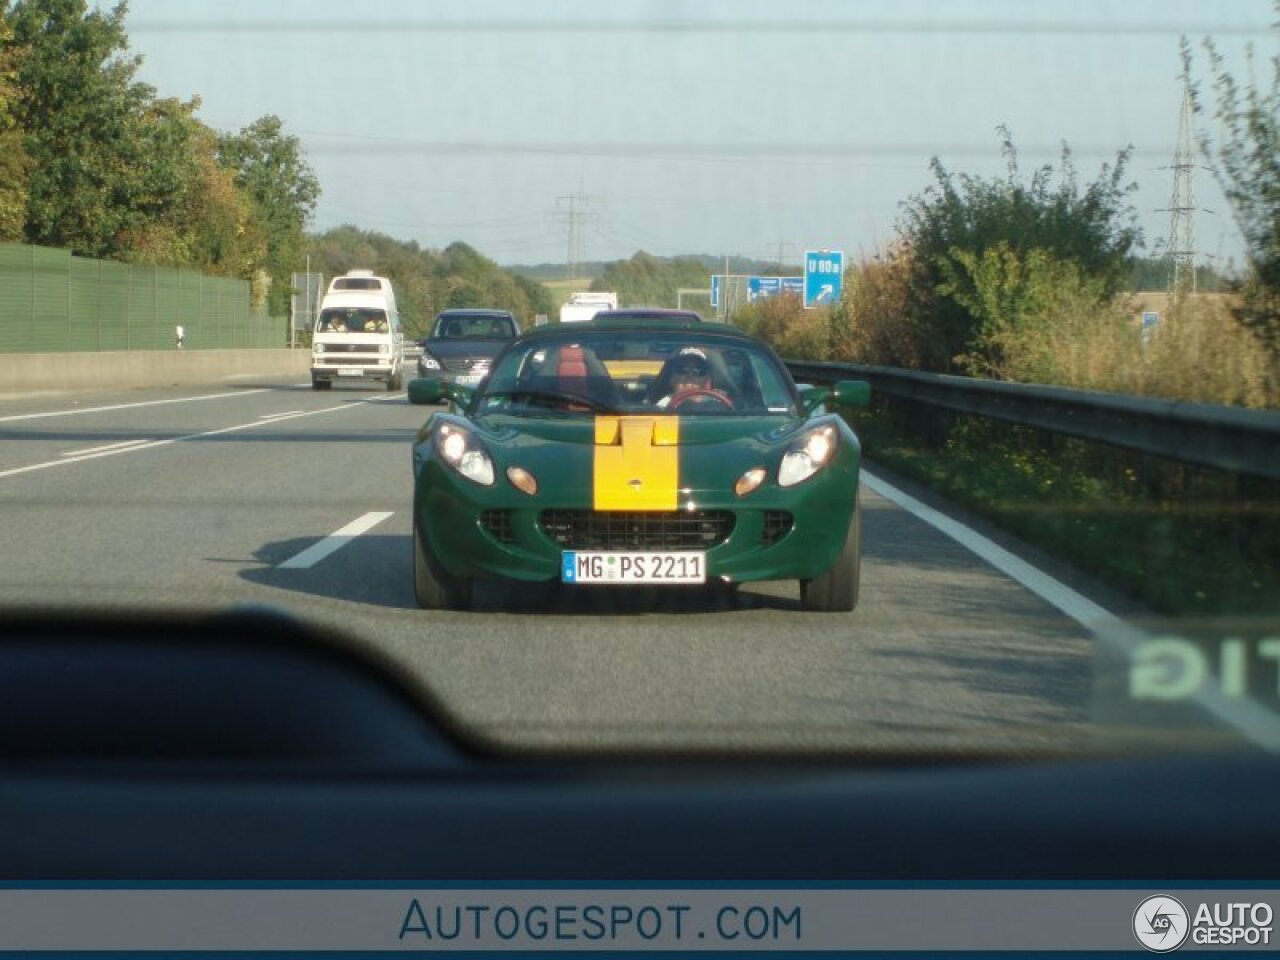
[
  {"left": 539, "top": 510, "right": 734, "bottom": 550},
  {"left": 762, "top": 510, "right": 794, "bottom": 546},
  {"left": 443, "top": 356, "right": 490, "bottom": 374},
  {"left": 480, "top": 509, "right": 513, "bottom": 544},
  {"left": 322, "top": 356, "right": 381, "bottom": 365}
]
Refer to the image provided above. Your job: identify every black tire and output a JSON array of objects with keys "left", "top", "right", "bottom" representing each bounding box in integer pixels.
[
  {"left": 799, "top": 500, "right": 861, "bottom": 612},
  {"left": 387, "top": 372, "right": 401, "bottom": 392},
  {"left": 312, "top": 378, "right": 331, "bottom": 391},
  {"left": 413, "top": 522, "right": 472, "bottom": 611}
]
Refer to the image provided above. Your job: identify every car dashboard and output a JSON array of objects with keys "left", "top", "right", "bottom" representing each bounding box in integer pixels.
[{"left": 1, "top": 609, "right": 1276, "bottom": 882}]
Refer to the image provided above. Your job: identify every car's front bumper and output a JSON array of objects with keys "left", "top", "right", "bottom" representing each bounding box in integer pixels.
[
  {"left": 313, "top": 361, "right": 397, "bottom": 382},
  {"left": 413, "top": 454, "right": 859, "bottom": 585}
]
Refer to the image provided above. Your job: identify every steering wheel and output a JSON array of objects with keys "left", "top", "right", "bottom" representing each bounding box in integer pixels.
[{"left": 669, "top": 387, "right": 735, "bottom": 411}]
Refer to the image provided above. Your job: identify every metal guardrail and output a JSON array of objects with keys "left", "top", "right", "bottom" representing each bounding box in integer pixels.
[{"left": 786, "top": 360, "right": 1280, "bottom": 481}]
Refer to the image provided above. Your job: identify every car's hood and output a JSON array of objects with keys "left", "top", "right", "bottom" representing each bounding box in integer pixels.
[{"left": 473, "top": 414, "right": 800, "bottom": 449}]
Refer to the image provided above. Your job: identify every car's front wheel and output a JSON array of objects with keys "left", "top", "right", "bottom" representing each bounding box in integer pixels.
[
  {"left": 799, "top": 500, "right": 861, "bottom": 612},
  {"left": 413, "top": 521, "right": 472, "bottom": 611}
]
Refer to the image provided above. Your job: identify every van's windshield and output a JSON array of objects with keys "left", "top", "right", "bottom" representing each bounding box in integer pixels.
[{"left": 317, "top": 308, "right": 389, "bottom": 333}]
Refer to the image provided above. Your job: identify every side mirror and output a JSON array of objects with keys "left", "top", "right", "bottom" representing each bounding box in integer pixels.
[
  {"left": 407, "top": 378, "right": 443, "bottom": 405},
  {"left": 797, "top": 384, "right": 831, "bottom": 414},
  {"left": 446, "top": 383, "right": 477, "bottom": 408},
  {"left": 832, "top": 380, "right": 871, "bottom": 409}
]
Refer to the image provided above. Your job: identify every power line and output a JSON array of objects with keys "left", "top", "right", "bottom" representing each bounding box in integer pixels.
[{"left": 128, "top": 18, "right": 1273, "bottom": 37}]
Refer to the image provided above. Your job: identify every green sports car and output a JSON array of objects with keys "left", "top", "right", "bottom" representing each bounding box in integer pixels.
[{"left": 407, "top": 318, "right": 870, "bottom": 611}]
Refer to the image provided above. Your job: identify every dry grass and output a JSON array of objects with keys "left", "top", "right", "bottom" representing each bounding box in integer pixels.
[
  {"left": 991, "top": 292, "right": 1279, "bottom": 408},
  {"left": 834, "top": 247, "right": 1279, "bottom": 408}
]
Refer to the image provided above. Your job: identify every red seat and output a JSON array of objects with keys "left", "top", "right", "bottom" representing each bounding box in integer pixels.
[{"left": 558, "top": 345, "right": 587, "bottom": 380}]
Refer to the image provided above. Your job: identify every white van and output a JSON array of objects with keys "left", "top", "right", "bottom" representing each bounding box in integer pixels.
[
  {"left": 559, "top": 291, "right": 618, "bottom": 324},
  {"left": 310, "top": 270, "right": 404, "bottom": 390}
]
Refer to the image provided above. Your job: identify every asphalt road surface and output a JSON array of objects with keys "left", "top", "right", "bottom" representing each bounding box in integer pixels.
[{"left": 0, "top": 377, "right": 1108, "bottom": 753}]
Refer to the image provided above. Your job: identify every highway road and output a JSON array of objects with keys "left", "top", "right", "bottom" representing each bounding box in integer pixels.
[{"left": 0, "top": 376, "right": 1105, "bottom": 753}]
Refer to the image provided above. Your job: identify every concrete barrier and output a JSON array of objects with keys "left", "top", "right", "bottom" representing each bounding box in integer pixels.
[{"left": 0, "top": 349, "right": 311, "bottom": 393}]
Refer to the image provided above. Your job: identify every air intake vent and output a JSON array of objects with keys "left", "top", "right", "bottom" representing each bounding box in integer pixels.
[{"left": 539, "top": 510, "right": 734, "bottom": 550}]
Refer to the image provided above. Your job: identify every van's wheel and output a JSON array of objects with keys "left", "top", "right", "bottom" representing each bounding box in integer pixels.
[
  {"left": 312, "top": 378, "right": 331, "bottom": 391},
  {"left": 799, "top": 501, "right": 861, "bottom": 612},
  {"left": 413, "top": 522, "right": 472, "bottom": 611},
  {"left": 387, "top": 372, "right": 402, "bottom": 391}
]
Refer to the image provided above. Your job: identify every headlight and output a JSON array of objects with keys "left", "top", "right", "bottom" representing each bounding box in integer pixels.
[
  {"left": 419, "top": 351, "right": 441, "bottom": 370},
  {"left": 314, "top": 343, "right": 325, "bottom": 354},
  {"left": 778, "top": 425, "right": 838, "bottom": 487},
  {"left": 435, "top": 423, "right": 495, "bottom": 486}
]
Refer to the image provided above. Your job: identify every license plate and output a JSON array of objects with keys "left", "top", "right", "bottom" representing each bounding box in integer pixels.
[
  {"left": 561, "top": 551, "right": 705, "bottom": 584},
  {"left": 455, "top": 373, "right": 483, "bottom": 385},
  {"left": 337, "top": 368, "right": 365, "bottom": 377}
]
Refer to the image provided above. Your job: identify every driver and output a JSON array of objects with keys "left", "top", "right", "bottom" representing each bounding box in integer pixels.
[{"left": 654, "top": 347, "right": 733, "bottom": 409}]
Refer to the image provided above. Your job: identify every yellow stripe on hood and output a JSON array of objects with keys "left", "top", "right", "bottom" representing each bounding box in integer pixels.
[{"left": 593, "top": 416, "right": 679, "bottom": 511}]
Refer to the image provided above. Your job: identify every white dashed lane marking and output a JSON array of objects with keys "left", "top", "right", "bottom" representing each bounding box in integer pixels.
[{"left": 277, "top": 512, "right": 395, "bottom": 570}]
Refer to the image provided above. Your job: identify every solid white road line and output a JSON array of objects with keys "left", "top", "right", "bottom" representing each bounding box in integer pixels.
[
  {"left": 278, "top": 512, "right": 395, "bottom": 569},
  {"left": 60, "top": 438, "right": 155, "bottom": 458},
  {"left": 257, "top": 410, "right": 305, "bottom": 420},
  {"left": 862, "top": 467, "right": 1280, "bottom": 750},
  {"left": 0, "top": 388, "right": 273, "bottom": 423}
]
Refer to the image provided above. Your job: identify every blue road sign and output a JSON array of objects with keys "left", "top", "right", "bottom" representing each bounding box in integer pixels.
[
  {"left": 748, "top": 276, "right": 804, "bottom": 302},
  {"left": 804, "top": 250, "right": 844, "bottom": 308},
  {"left": 748, "top": 277, "right": 780, "bottom": 301},
  {"left": 710, "top": 275, "right": 722, "bottom": 309}
]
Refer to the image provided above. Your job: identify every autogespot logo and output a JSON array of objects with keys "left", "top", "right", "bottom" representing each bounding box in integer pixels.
[{"left": 1134, "top": 895, "right": 1190, "bottom": 953}]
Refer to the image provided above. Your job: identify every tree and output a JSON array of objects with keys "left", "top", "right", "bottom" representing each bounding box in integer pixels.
[
  {"left": 1184, "top": 15, "right": 1280, "bottom": 354},
  {"left": 117, "top": 97, "right": 264, "bottom": 276},
  {"left": 8, "top": 0, "right": 156, "bottom": 256},
  {"left": 217, "top": 115, "right": 320, "bottom": 314},
  {"left": 897, "top": 129, "right": 1140, "bottom": 373},
  {"left": 0, "top": 2, "right": 30, "bottom": 241}
]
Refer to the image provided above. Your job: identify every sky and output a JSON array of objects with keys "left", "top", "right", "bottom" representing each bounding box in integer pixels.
[{"left": 115, "top": 0, "right": 1276, "bottom": 269}]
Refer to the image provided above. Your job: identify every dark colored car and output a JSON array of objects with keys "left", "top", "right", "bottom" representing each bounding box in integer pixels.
[{"left": 416, "top": 309, "right": 521, "bottom": 384}]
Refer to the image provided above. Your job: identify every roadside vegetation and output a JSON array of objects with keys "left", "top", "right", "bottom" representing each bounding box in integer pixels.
[
  {"left": 730, "top": 124, "right": 1277, "bottom": 409},
  {"left": 1184, "top": 20, "right": 1280, "bottom": 359},
  {"left": 0, "top": 0, "right": 547, "bottom": 334},
  {"left": 0, "top": 0, "right": 319, "bottom": 317}
]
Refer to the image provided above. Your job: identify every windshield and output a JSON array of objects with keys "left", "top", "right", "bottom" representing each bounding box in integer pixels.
[
  {"left": 317, "top": 308, "right": 389, "bottom": 333},
  {"left": 477, "top": 329, "right": 796, "bottom": 416},
  {"left": 1, "top": 0, "right": 1277, "bottom": 762},
  {"left": 432, "top": 314, "right": 516, "bottom": 339}
]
